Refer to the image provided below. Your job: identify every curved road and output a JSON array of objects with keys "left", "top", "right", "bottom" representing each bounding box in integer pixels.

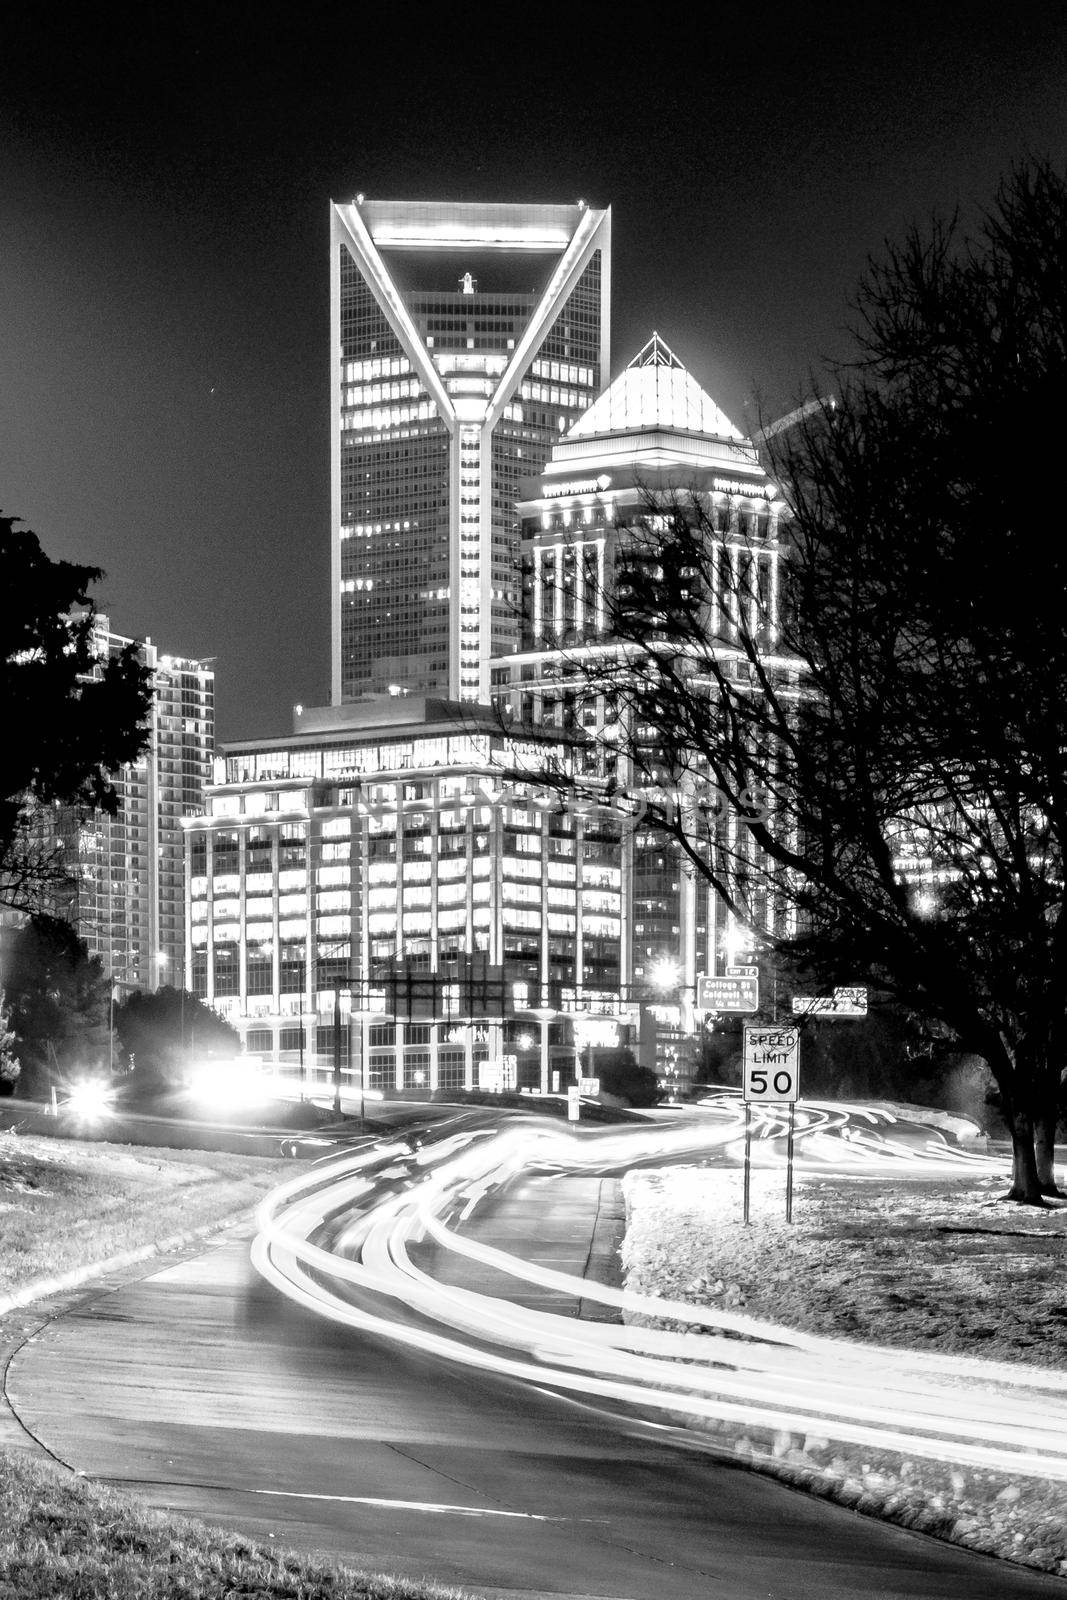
[{"left": 5, "top": 1122, "right": 1065, "bottom": 1599}]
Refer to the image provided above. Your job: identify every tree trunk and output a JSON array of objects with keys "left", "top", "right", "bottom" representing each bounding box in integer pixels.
[
  {"left": 1006, "top": 1107, "right": 1046, "bottom": 1205},
  {"left": 1035, "top": 1104, "right": 1064, "bottom": 1197}
]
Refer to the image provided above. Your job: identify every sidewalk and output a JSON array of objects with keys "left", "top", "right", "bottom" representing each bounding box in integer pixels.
[{"left": 0, "top": 1216, "right": 256, "bottom": 1461}]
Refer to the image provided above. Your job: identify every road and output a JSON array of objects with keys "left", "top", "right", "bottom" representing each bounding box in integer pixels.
[{"left": 5, "top": 1147, "right": 1065, "bottom": 1599}]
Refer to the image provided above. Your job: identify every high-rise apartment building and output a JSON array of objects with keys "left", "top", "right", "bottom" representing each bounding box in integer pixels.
[
  {"left": 60, "top": 619, "right": 214, "bottom": 991},
  {"left": 330, "top": 198, "right": 611, "bottom": 706}
]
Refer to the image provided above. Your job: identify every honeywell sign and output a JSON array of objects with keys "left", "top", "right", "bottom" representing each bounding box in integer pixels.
[
  {"left": 542, "top": 474, "right": 612, "bottom": 499},
  {"left": 713, "top": 476, "right": 774, "bottom": 499}
]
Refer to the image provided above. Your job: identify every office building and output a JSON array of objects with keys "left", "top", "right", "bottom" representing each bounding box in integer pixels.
[
  {"left": 60, "top": 619, "right": 214, "bottom": 992},
  {"left": 491, "top": 333, "right": 789, "bottom": 1087},
  {"left": 185, "top": 696, "right": 627, "bottom": 1094},
  {"left": 330, "top": 198, "right": 611, "bottom": 706}
]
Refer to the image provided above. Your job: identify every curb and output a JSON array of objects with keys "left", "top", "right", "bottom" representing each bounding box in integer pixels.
[{"left": 0, "top": 1205, "right": 257, "bottom": 1321}]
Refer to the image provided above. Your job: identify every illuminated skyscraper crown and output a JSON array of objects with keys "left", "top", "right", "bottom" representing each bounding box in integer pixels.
[{"left": 568, "top": 332, "right": 743, "bottom": 442}]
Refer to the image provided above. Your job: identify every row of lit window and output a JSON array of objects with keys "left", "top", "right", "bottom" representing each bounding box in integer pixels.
[
  {"left": 530, "top": 358, "right": 594, "bottom": 386},
  {"left": 342, "top": 402, "right": 438, "bottom": 432},
  {"left": 343, "top": 379, "right": 422, "bottom": 407},
  {"left": 343, "top": 356, "right": 413, "bottom": 382}
]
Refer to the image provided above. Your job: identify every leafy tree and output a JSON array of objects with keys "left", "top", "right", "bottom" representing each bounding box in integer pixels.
[
  {"left": 553, "top": 163, "right": 1067, "bottom": 1202},
  {"left": 589, "top": 1046, "right": 662, "bottom": 1107},
  {"left": 4, "top": 916, "right": 111, "bottom": 1096},
  {"left": 114, "top": 986, "right": 239, "bottom": 1096},
  {"left": 0, "top": 991, "right": 19, "bottom": 1096},
  {"left": 1, "top": 514, "right": 153, "bottom": 914}
]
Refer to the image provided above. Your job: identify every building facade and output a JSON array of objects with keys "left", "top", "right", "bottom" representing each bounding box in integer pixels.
[
  {"left": 60, "top": 618, "right": 214, "bottom": 992},
  {"left": 330, "top": 198, "right": 611, "bottom": 706},
  {"left": 491, "top": 334, "right": 789, "bottom": 1087},
  {"left": 185, "top": 697, "right": 628, "bottom": 1095}
]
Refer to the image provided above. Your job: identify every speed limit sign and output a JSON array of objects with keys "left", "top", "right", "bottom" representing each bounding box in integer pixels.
[{"left": 743, "top": 1025, "right": 800, "bottom": 1102}]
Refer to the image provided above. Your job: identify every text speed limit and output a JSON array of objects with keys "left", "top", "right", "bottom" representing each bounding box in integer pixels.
[{"left": 743, "top": 1025, "right": 800, "bottom": 1103}]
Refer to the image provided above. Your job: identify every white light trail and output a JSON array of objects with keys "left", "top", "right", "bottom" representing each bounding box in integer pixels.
[{"left": 252, "top": 1106, "right": 1063, "bottom": 1483}]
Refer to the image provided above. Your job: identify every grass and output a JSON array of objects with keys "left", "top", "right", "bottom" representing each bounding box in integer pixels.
[
  {"left": 622, "top": 1162, "right": 1067, "bottom": 1577},
  {"left": 0, "top": 1453, "right": 469, "bottom": 1600},
  {"left": 5, "top": 1114, "right": 1066, "bottom": 1588},
  {"left": 621, "top": 1164, "right": 1067, "bottom": 1364},
  {"left": 0, "top": 1125, "right": 477, "bottom": 1600},
  {"left": 0, "top": 1128, "right": 286, "bottom": 1298}
]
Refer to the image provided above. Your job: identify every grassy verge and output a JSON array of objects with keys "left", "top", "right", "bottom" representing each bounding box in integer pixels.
[
  {"left": 1, "top": 1126, "right": 478, "bottom": 1600},
  {"left": 622, "top": 1164, "right": 1067, "bottom": 1578},
  {"left": 0, "top": 1127, "right": 285, "bottom": 1299},
  {"left": 0, "top": 1452, "right": 468, "bottom": 1600}
]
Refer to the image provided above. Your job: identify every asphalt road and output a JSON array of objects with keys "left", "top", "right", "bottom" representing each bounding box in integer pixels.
[{"left": 6, "top": 1174, "right": 1065, "bottom": 1600}]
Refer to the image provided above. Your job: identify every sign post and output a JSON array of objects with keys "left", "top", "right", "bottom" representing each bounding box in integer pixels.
[
  {"left": 742, "top": 1024, "right": 801, "bottom": 1225},
  {"left": 786, "top": 1101, "right": 796, "bottom": 1224}
]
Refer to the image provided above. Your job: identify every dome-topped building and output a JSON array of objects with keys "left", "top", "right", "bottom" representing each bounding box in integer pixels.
[
  {"left": 490, "top": 336, "right": 786, "bottom": 1092},
  {"left": 567, "top": 331, "right": 746, "bottom": 445}
]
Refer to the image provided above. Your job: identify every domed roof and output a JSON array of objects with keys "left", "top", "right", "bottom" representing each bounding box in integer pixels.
[{"left": 568, "top": 333, "right": 745, "bottom": 443}]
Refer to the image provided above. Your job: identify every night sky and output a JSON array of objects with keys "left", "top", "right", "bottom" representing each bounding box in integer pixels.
[{"left": 3, "top": 4, "right": 1064, "bottom": 743}]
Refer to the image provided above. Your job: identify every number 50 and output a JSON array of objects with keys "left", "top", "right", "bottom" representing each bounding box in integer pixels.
[{"left": 750, "top": 1068, "right": 794, "bottom": 1096}]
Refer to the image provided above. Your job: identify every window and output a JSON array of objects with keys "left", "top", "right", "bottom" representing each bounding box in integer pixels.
[
  {"left": 438, "top": 1048, "right": 465, "bottom": 1089},
  {"left": 213, "top": 947, "right": 239, "bottom": 995},
  {"left": 279, "top": 822, "right": 306, "bottom": 868},
  {"left": 246, "top": 952, "right": 273, "bottom": 994},
  {"left": 212, "top": 832, "right": 239, "bottom": 875},
  {"left": 280, "top": 941, "right": 305, "bottom": 994}
]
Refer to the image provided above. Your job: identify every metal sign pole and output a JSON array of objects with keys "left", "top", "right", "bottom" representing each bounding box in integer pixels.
[
  {"left": 743, "top": 1102, "right": 752, "bottom": 1224},
  {"left": 332, "top": 988, "right": 342, "bottom": 1115},
  {"left": 786, "top": 1101, "right": 796, "bottom": 1223}
]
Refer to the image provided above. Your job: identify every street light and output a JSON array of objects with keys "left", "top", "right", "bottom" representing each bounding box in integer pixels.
[
  {"left": 332, "top": 986, "right": 346, "bottom": 1116},
  {"left": 648, "top": 955, "right": 682, "bottom": 992}
]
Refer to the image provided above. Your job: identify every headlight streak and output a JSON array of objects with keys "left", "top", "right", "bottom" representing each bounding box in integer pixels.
[
  {"left": 380, "top": 1220, "right": 1067, "bottom": 1463},
  {"left": 253, "top": 1106, "right": 1066, "bottom": 1482}
]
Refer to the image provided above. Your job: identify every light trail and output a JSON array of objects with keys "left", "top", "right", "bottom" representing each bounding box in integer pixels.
[{"left": 253, "top": 1104, "right": 1064, "bottom": 1483}]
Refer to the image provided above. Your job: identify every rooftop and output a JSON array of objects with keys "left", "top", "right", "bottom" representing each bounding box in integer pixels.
[{"left": 568, "top": 333, "right": 745, "bottom": 443}]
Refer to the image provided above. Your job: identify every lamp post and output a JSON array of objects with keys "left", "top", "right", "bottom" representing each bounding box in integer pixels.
[
  {"left": 297, "top": 1009, "right": 315, "bottom": 1102},
  {"left": 332, "top": 986, "right": 346, "bottom": 1116},
  {"left": 645, "top": 954, "right": 687, "bottom": 1094},
  {"left": 317, "top": 935, "right": 355, "bottom": 1118}
]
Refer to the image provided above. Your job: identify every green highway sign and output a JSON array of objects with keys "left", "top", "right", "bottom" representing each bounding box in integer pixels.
[{"left": 696, "top": 973, "right": 759, "bottom": 1013}]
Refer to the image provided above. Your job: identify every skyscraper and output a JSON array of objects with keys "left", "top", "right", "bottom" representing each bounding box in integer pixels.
[
  {"left": 330, "top": 198, "right": 611, "bottom": 706},
  {"left": 493, "top": 334, "right": 787, "bottom": 1088},
  {"left": 59, "top": 619, "right": 214, "bottom": 992}
]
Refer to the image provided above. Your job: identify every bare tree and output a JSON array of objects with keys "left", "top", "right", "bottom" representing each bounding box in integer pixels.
[{"left": 545, "top": 163, "right": 1067, "bottom": 1204}]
